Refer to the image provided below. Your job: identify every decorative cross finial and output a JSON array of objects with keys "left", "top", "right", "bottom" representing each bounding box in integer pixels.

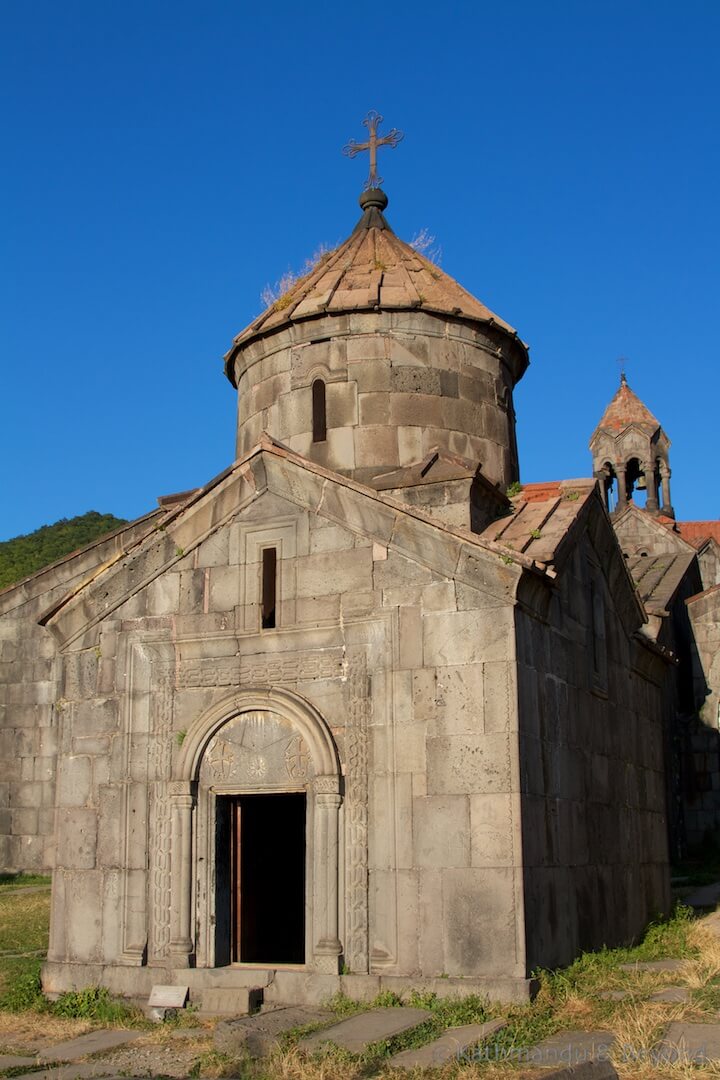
[
  {"left": 617, "top": 357, "right": 628, "bottom": 386},
  {"left": 343, "top": 111, "right": 403, "bottom": 190}
]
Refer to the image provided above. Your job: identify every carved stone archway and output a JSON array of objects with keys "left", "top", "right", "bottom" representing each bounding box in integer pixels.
[{"left": 168, "top": 687, "right": 342, "bottom": 973}]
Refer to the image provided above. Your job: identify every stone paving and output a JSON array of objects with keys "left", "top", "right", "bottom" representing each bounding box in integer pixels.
[
  {"left": 523, "top": 1029, "right": 615, "bottom": 1068},
  {"left": 388, "top": 1018, "right": 506, "bottom": 1068},
  {"left": 301, "top": 1005, "right": 432, "bottom": 1053},
  {"left": 215, "top": 1004, "right": 333, "bottom": 1056}
]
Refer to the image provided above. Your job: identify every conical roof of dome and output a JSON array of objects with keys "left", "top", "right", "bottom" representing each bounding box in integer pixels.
[
  {"left": 224, "top": 189, "right": 522, "bottom": 378},
  {"left": 593, "top": 375, "right": 661, "bottom": 436}
]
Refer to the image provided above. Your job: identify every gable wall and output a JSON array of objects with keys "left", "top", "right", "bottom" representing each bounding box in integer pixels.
[
  {"left": 517, "top": 537, "right": 670, "bottom": 970},
  {"left": 44, "top": 489, "right": 531, "bottom": 993}
]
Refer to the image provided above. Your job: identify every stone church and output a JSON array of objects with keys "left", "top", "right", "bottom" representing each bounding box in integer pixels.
[{"left": 1, "top": 127, "right": 719, "bottom": 1008}]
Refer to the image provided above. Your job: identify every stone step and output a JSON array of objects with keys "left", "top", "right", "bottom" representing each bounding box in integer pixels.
[
  {"left": 659, "top": 1021, "right": 720, "bottom": 1063},
  {"left": 216, "top": 1004, "right": 333, "bottom": 1056},
  {"left": 196, "top": 986, "right": 263, "bottom": 1016},
  {"left": 301, "top": 1006, "right": 432, "bottom": 1053},
  {"left": 524, "top": 1029, "right": 614, "bottom": 1068},
  {"left": 388, "top": 1018, "right": 506, "bottom": 1069},
  {"left": 648, "top": 985, "right": 691, "bottom": 1003},
  {"left": 619, "top": 958, "right": 685, "bottom": 974}
]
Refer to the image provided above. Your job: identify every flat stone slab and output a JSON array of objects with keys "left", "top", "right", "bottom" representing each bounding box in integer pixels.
[
  {"left": 619, "top": 958, "right": 685, "bottom": 973},
  {"left": 0, "top": 1056, "right": 38, "bottom": 1068},
  {"left": 301, "top": 1006, "right": 432, "bottom": 1053},
  {"left": 658, "top": 1021, "right": 720, "bottom": 1063},
  {"left": 389, "top": 1018, "right": 506, "bottom": 1068},
  {"left": 540, "top": 1063, "right": 618, "bottom": 1079},
  {"left": 684, "top": 882, "right": 720, "bottom": 909},
  {"left": 597, "top": 990, "right": 631, "bottom": 1001},
  {"left": 38, "top": 1030, "right": 142, "bottom": 1062},
  {"left": 648, "top": 985, "right": 691, "bottom": 1003},
  {"left": 525, "top": 1029, "right": 614, "bottom": 1068},
  {"left": 216, "top": 1005, "right": 332, "bottom": 1056}
]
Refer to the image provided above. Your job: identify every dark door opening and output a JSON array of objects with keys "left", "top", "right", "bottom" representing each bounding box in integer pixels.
[{"left": 219, "top": 792, "right": 306, "bottom": 965}]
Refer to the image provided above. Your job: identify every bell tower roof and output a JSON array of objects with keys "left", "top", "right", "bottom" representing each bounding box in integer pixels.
[
  {"left": 590, "top": 374, "right": 674, "bottom": 520},
  {"left": 591, "top": 373, "right": 661, "bottom": 441}
]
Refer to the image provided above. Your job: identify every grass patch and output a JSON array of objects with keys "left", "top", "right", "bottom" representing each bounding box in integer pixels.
[
  {"left": 0, "top": 875, "right": 51, "bottom": 891},
  {"left": 0, "top": 889, "right": 50, "bottom": 1009}
]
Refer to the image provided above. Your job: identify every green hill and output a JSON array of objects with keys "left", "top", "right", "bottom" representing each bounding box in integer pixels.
[{"left": 0, "top": 511, "right": 128, "bottom": 591}]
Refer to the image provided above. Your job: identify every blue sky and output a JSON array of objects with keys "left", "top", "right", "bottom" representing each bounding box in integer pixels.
[{"left": 2, "top": 0, "right": 718, "bottom": 540}]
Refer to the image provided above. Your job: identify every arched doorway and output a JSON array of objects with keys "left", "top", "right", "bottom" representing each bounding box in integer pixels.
[{"left": 168, "top": 688, "right": 343, "bottom": 974}]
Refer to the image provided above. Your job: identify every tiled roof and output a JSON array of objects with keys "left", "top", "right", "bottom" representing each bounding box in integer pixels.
[
  {"left": 626, "top": 552, "right": 696, "bottom": 614},
  {"left": 676, "top": 521, "right": 720, "bottom": 549},
  {"left": 226, "top": 192, "right": 522, "bottom": 358},
  {"left": 593, "top": 376, "right": 661, "bottom": 435},
  {"left": 480, "top": 479, "right": 597, "bottom": 565}
]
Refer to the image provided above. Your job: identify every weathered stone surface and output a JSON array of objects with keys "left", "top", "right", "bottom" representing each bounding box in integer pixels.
[
  {"left": 619, "top": 959, "right": 685, "bottom": 973},
  {"left": 523, "top": 1029, "right": 614, "bottom": 1067},
  {"left": 301, "top": 1007, "right": 432, "bottom": 1053},
  {"left": 389, "top": 1018, "right": 507, "bottom": 1068},
  {"left": 215, "top": 1005, "right": 333, "bottom": 1056},
  {"left": 38, "top": 1030, "right": 142, "bottom": 1061},
  {"left": 648, "top": 986, "right": 691, "bottom": 1003},
  {"left": 659, "top": 1022, "right": 720, "bottom": 1063}
]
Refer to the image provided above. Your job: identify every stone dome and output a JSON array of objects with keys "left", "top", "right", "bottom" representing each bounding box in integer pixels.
[{"left": 224, "top": 191, "right": 529, "bottom": 487}]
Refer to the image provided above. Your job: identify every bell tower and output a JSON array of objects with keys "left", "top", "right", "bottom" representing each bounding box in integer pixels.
[{"left": 589, "top": 373, "right": 674, "bottom": 518}]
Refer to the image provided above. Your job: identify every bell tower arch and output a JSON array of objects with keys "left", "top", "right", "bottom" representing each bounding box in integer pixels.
[{"left": 590, "top": 373, "right": 674, "bottom": 518}]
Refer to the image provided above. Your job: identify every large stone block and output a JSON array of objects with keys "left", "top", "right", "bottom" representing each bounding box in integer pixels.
[
  {"left": 427, "top": 733, "right": 511, "bottom": 795},
  {"left": 413, "top": 796, "right": 470, "bottom": 867},
  {"left": 442, "top": 867, "right": 518, "bottom": 976},
  {"left": 56, "top": 809, "right": 97, "bottom": 869},
  {"left": 470, "top": 794, "right": 515, "bottom": 867},
  {"left": 320, "top": 483, "right": 397, "bottom": 544},
  {"left": 73, "top": 698, "right": 119, "bottom": 738},
  {"left": 412, "top": 665, "right": 484, "bottom": 735},
  {"left": 296, "top": 549, "right": 372, "bottom": 598},
  {"left": 424, "top": 610, "right": 513, "bottom": 666},
  {"left": 64, "top": 871, "right": 103, "bottom": 962},
  {"left": 56, "top": 755, "right": 93, "bottom": 807}
]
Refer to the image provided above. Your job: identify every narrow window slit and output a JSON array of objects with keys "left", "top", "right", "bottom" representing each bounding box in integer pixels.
[
  {"left": 312, "top": 379, "right": 327, "bottom": 443},
  {"left": 261, "top": 547, "right": 277, "bottom": 629}
]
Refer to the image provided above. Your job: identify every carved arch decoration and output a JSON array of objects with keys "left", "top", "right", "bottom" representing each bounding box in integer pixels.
[
  {"left": 167, "top": 686, "right": 343, "bottom": 974},
  {"left": 175, "top": 686, "right": 340, "bottom": 783}
]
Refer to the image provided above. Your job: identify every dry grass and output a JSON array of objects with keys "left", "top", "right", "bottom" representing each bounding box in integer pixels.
[{"left": 0, "top": 1008, "right": 95, "bottom": 1050}]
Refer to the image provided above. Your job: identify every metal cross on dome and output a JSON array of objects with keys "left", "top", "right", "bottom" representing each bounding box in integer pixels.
[{"left": 343, "top": 111, "right": 404, "bottom": 190}]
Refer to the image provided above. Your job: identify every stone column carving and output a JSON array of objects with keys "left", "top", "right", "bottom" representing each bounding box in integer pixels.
[
  {"left": 168, "top": 780, "right": 196, "bottom": 964},
  {"left": 313, "top": 775, "right": 342, "bottom": 973}
]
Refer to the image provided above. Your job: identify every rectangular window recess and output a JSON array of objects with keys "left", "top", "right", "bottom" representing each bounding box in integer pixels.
[{"left": 261, "top": 547, "right": 277, "bottom": 629}]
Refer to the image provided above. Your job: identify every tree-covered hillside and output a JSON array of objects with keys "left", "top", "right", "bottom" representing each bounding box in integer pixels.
[{"left": 0, "top": 511, "right": 128, "bottom": 591}]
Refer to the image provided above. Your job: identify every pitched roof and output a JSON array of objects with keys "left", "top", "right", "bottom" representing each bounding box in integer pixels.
[
  {"left": 676, "top": 521, "right": 720, "bottom": 549},
  {"left": 626, "top": 552, "right": 696, "bottom": 615},
  {"left": 592, "top": 375, "right": 661, "bottom": 437},
  {"left": 224, "top": 190, "right": 525, "bottom": 372},
  {"left": 481, "top": 479, "right": 598, "bottom": 567}
]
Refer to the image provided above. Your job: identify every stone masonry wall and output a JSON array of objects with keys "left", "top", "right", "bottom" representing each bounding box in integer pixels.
[
  {"left": 46, "top": 482, "right": 528, "bottom": 988},
  {"left": 0, "top": 514, "right": 160, "bottom": 873},
  {"left": 233, "top": 311, "right": 520, "bottom": 488},
  {"left": 517, "top": 538, "right": 670, "bottom": 971}
]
